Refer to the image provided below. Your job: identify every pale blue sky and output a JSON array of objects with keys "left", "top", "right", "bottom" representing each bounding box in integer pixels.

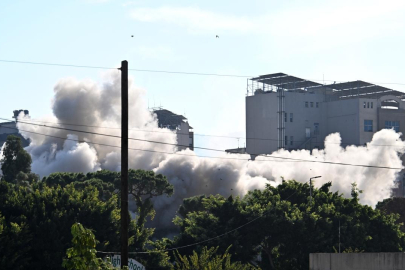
[{"left": 2, "top": 0, "right": 405, "bottom": 151}]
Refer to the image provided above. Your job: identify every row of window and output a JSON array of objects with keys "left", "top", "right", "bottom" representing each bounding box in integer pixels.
[
  {"left": 363, "top": 102, "right": 374, "bottom": 109},
  {"left": 285, "top": 136, "right": 294, "bottom": 146},
  {"left": 386, "top": 121, "right": 400, "bottom": 132},
  {"left": 284, "top": 113, "right": 293, "bottom": 122},
  {"left": 305, "top": 101, "right": 319, "bottom": 108},
  {"left": 364, "top": 120, "right": 400, "bottom": 132}
]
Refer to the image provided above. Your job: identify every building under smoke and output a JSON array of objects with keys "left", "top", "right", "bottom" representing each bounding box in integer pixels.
[
  {"left": 0, "top": 110, "right": 30, "bottom": 147},
  {"left": 245, "top": 73, "right": 405, "bottom": 195},
  {"left": 152, "top": 108, "right": 194, "bottom": 151}
]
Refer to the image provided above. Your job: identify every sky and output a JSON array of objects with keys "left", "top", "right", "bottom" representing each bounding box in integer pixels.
[{"left": 2, "top": 0, "right": 405, "bottom": 152}]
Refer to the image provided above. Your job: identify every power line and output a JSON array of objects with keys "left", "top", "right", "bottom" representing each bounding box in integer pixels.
[
  {"left": 0, "top": 126, "right": 300, "bottom": 163},
  {"left": 3, "top": 118, "right": 405, "bottom": 147},
  {"left": 2, "top": 59, "right": 405, "bottom": 86},
  {"left": 0, "top": 123, "right": 402, "bottom": 169}
]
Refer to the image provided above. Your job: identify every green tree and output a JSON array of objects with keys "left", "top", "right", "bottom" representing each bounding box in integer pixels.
[
  {"left": 40, "top": 169, "right": 174, "bottom": 269},
  {"left": 0, "top": 180, "right": 121, "bottom": 270},
  {"left": 173, "top": 180, "right": 405, "bottom": 270},
  {"left": 174, "top": 246, "right": 260, "bottom": 270},
  {"left": 1, "top": 135, "right": 32, "bottom": 183},
  {"left": 377, "top": 197, "right": 405, "bottom": 232}
]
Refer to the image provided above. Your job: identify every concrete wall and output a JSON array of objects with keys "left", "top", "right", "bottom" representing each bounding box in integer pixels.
[
  {"left": 358, "top": 98, "right": 378, "bottom": 145},
  {"left": 176, "top": 121, "right": 193, "bottom": 151},
  {"left": 246, "top": 92, "right": 405, "bottom": 155},
  {"left": 326, "top": 99, "right": 360, "bottom": 146},
  {"left": 284, "top": 91, "right": 324, "bottom": 150},
  {"left": 310, "top": 253, "right": 405, "bottom": 270},
  {"left": 246, "top": 92, "right": 278, "bottom": 155},
  {"left": 0, "top": 121, "right": 17, "bottom": 135}
]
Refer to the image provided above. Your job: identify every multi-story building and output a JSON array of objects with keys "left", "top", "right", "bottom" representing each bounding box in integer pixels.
[
  {"left": 246, "top": 73, "right": 405, "bottom": 155},
  {"left": 152, "top": 108, "right": 194, "bottom": 151},
  {"left": 245, "top": 73, "right": 405, "bottom": 196}
]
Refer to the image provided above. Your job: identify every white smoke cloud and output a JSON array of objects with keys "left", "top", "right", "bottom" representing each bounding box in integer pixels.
[{"left": 6, "top": 71, "right": 404, "bottom": 228}]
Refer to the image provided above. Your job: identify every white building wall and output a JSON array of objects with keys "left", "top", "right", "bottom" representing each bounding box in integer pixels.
[
  {"left": 176, "top": 121, "right": 192, "bottom": 151},
  {"left": 326, "top": 99, "right": 360, "bottom": 146},
  {"left": 246, "top": 92, "right": 278, "bottom": 155},
  {"left": 358, "top": 98, "right": 378, "bottom": 145}
]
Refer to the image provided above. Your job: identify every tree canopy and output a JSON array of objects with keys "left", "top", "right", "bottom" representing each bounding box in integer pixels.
[
  {"left": 1, "top": 135, "right": 32, "bottom": 183},
  {"left": 172, "top": 180, "right": 405, "bottom": 270}
]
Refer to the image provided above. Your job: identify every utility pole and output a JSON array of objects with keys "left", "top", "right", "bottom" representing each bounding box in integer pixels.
[
  {"left": 120, "top": 60, "right": 129, "bottom": 268},
  {"left": 339, "top": 220, "right": 341, "bottom": 253},
  {"left": 309, "top": 176, "right": 321, "bottom": 204}
]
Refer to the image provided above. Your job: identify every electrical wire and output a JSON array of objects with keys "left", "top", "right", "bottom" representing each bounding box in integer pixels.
[
  {"left": 0, "top": 124, "right": 402, "bottom": 169},
  {"left": 2, "top": 59, "right": 405, "bottom": 86},
  {"left": 2, "top": 117, "right": 404, "bottom": 147}
]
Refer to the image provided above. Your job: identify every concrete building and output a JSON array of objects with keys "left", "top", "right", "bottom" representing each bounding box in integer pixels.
[
  {"left": 152, "top": 108, "right": 194, "bottom": 151},
  {"left": 246, "top": 73, "right": 405, "bottom": 155},
  {"left": 0, "top": 110, "right": 30, "bottom": 147},
  {"left": 245, "top": 73, "right": 405, "bottom": 196},
  {"left": 310, "top": 253, "right": 405, "bottom": 270}
]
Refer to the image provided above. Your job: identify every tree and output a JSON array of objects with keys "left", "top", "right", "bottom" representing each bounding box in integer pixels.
[
  {"left": 1, "top": 135, "right": 32, "bottom": 183},
  {"left": 174, "top": 246, "right": 260, "bottom": 270},
  {"left": 63, "top": 223, "right": 127, "bottom": 270},
  {"left": 0, "top": 180, "right": 121, "bottom": 270},
  {"left": 173, "top": 180, "right": 405, "bottom": 270},
  {"left": 40, "top": 169, "right": 174, "bottom": 269},
  {"left": 376, "top": 197, "right": 405, "bottom": 232}
]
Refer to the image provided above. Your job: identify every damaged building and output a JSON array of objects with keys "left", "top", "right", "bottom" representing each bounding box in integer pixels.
[
  {"left": 0, "top": 110, "right": 30, "bottom": 147},
  {"left": 152, "top": 108, "right": 194, "bottom": 151}
]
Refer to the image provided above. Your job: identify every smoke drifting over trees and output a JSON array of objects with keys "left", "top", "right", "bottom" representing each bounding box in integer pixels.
[{"left": 2, "top": 71, "right": 404, "bottom": 226}]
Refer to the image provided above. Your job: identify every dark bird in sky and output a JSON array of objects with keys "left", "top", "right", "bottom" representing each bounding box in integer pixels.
[
  {"left": 220, "top": 178, "right": 222, "bottom": 180},
  {"left": 216, "top": 35, "right": 219, "bottom": 38},
  {"left": 131, "top": 35, "right": 134, "bottom": 37}
]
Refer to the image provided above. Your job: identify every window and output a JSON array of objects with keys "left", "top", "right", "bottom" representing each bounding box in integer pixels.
[
  {"left": 316, "top": 102, "right": 319, "bottom": 108},
  {"left": 305, "top": 101, "right": 308, "bottom": 108},
  {"left": 367, "top": 102, "right": 370, "bottom": 108},
  {"left": 314, "top": 123, "right": 319, "bottom": 135},
  {"left": 284, "top": 112, "right": 287, "bottom": 122},
  {"left": 371, "top": 102, "right": 373, "bottom": 108},
  {"left": 290, "top": 136, "right": 293, "bottom": 145},
  {"left": 363, "top": 102, "right": 366, "bottom": 108},
  {"left": 285, "top": 136, "right": 288, "bottom": 146},
  {"left": 290, "top": 113, "right": 293, "bottom": 122},
  {"left": 364, "top": 120, "right": 373, "bottom": 132},
  {"left": 310, "top": 102, "right": 314, "bottom": 108},
  {"left": 385, "top": 121, "right": 400, "bottom": 132}
]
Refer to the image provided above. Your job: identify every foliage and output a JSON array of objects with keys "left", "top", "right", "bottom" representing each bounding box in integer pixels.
[
  {"left": 63, "top": 223, "right": 128, "bottom": 270},
  {"left": 173, "top": 180, "right": 405, "bottom": 270},
  {"left": 0, "top": 181, "right": 121, "bottom": 270},
  {"left": 174, "top": 246, "right": 260, "bottom": 270},
  {"left": 376, "top": 197, "right": 405, "bottom": 232},
  {"left": 40, "top": 169, "right": 174, "bottom": 269},
  {"left": 63, "top": 223, "right": 103, "bottom": 270},
  {"left": 0, "top": 135, "right": 32, "bottom": 183}
]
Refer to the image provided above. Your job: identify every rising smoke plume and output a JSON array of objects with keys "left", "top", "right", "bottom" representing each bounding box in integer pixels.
[{"left": 2, "top": 71, "right": 404, "bottom": 227}]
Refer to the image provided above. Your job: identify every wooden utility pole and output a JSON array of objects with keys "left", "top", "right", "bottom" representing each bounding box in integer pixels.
[{"left": 120, "top": 60, "right": 129, "bottom": 268}]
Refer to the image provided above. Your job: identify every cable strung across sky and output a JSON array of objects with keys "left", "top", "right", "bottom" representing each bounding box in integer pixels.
[
  {"left": 1, "top": 120, "right": 402, "bottom": 170},
  {"left": 1, "top": 59, "right": 405, "bottom": 86}
]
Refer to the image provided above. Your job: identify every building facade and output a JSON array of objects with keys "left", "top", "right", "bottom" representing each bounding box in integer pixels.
[
  {"left": 245, "top": 73, "right": 405, "bottom": 196},
  {"left": 152, "top": 108, "right": 194, "bottom": 151},
  {"left": 246, "top": 73, "right": 405, "bottom": 155}
]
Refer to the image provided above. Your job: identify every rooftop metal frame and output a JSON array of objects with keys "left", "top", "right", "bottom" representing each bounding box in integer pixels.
[{"left": 248, "top": 73, "right": 405, "bottom": 100}]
